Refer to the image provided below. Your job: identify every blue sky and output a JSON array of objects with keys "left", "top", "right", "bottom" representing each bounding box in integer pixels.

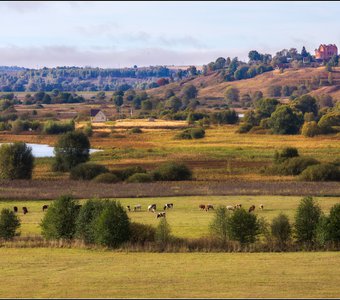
[{"left": 1, "top": 1, "right": 340, "bottom": 68}]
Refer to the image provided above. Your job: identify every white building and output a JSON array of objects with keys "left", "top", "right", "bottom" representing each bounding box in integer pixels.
[{"left": 90, "top": 109, "right": 107, "bottom": 123}]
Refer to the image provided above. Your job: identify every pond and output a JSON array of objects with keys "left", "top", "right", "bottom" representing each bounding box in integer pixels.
[{"left": 0, "top": 143, "right": 102, "bottom": 158}]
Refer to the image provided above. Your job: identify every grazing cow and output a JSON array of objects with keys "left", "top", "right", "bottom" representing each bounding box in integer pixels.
[
  {"left": 126, "top": 205, "right": 131, "bottom": 212},
  {"left": 134, "top": 204, "right": 142, "bottom": 211},
  {"left": 148, "top": 204, "right": 156, "bottom": 212},
  {"left": 259, "top": 204, "right": 264, "bottom": 210},
  {"left": 199, "top": 204, "right": 206, "bottom": 210},
  {"left": 22, "top": 207, "right": 28, "bottom": 214},
  {"left": 206, "top": 204, "right": 214, "bottom": 211},
  {"left": 42, "top": 205, "right": 49, "bottom": 212},
  {"left": 226, "top": 205, "right": 235, "bottom": 211},
  {"left": 156, "top": 212, "right": 166, "bottom": 219},
  {"left": 249, "top": 205, "right": 256, "bottom": 213},
  {"left": 164, "top": 203, "right": 173, "bottom": 210},
  {"left": 13, "top": 206, "right": 18, "bottom": 213},
  {"left": 235, "top": 204, "right": 242, "bottom": 209}
]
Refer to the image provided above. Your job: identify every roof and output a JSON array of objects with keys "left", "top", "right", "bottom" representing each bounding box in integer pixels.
[{"left": 90, "top": 109, "right": 101, "bottom": 117}]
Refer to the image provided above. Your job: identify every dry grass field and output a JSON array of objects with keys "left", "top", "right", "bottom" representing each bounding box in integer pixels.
[{"left": 0, "top": 248, "right": 339, "bottom": 298}]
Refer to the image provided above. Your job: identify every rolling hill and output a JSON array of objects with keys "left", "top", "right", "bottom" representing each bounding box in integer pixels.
[{"left": 147, "top": 66, "right": 340, "bottom": 104}]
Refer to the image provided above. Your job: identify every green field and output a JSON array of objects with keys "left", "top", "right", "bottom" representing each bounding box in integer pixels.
[
  {"left": 0, "top": 248, "right": 339, "bottom": 298},
  {"left": 2, "top": 195, "right": 339, "bottom": 238}
]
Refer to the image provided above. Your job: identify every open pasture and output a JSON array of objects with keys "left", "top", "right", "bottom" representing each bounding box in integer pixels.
[
  {"left": 1, "top": 195, "right": 339, "bottom": 238},
  {"left": 0, "top": 248, "right": 339, "bottom": 298}
]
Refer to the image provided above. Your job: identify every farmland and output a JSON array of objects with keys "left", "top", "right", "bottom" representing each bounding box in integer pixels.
[{"left": 0, "top": 248, "right": 339, "bottom": 298}]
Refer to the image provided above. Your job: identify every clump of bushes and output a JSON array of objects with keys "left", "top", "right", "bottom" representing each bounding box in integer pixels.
[
  {"left": 274, "top": 147, "right": 299, "bottom": 163},
  {"left": 174, "top": 127, "right": 205, "bottom": 140},
  {"left": 299, "top": 163, "right": 340, "bottom": 181},
  {"left": 111, "top": 166, "right": 147, "bottom": 181},
  {"left": 126, "top": 173, "right": 153, "bottom": 183},
  {"left": 70, "top": 163, "right": 109, "bottom": 180},
  {"left": 93, "top": 173, "right": 120, "bottom": 183},
  {"left": 129, "top": 127, "right": 143, "bottom": 134},
  {"left": 43, "top": 120, "right": 75, "bottom": 134},
  {"left": 152, "top": 162, "right": 192, "bottom": 181},
  {"left": 268, "top": 157, "right": 320, "bottom": 176}
]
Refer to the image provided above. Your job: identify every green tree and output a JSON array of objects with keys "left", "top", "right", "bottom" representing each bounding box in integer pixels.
[
  {"left": 155, "top": 217, "right": 171, "bottom": 248},
  {"left": 268, "top": 105, "right": 303, "bottom": 134},
  {"left": 294, "top": 196, "right": 321, "bottom": 244},
  {"left": 181, "top": 85, "right": 198, "bottom": 101},
  {"left": 52, "top": 131, "right": 90, "bottom": 172},
  {"left": 255, "top": 98, "right": 280, "bottom": 119},
  {"left": 328, "top": 203, "right": 340, "bottom": 242},
  {"left": 141, "top": 99, "right": 152, "bottom": 110},
  {"left": 210, "top": 206, "right": 230, "bottom": 244},
  {"left": 93, "top": 200, "right": 130, "bottom": 248},
  {"left": 293, "top": 95, "right": 318, "bottom": 116},
  {"left": 165, "top": 96, "right": 182, "bottom": 112},
  {"left": 270, "top": 213, "right": 292, "bottom": 246},
  {"left": 114, "top": 95, "right": 123, "bottom": 107},
  {"left": 228, "top": 208, "right": 259, "bottom": 244},
  {"left": 224, "top": 86, "right": 240, "bottom": 103},
  {"left": 75, "top": 199, "right": 105, "bottom": 244},
  {"left": 40, "top": 195, "right": 79, "bottom": 240},
  {"left": 267, "top": 85, "right": 282, "bottom": 97},
  {"left": 0, "top": 208, "right": 20, "bottom": 240},
  {"left": 0, "top": 142, "right": 34, "bottom": 179},
  {"left": 301, "top": 121, "right": 320, "bottom": 137}
]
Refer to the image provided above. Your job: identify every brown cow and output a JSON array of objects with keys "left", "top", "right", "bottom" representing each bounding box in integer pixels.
[
  {"left": 42, "top": 205, "right": 49, "bottom": 212},
  {"left": 259, "top": 204, "right": 264, "bottom": 210},
  {"left": 199, "top": 204, "right": 206, "bottom": 210},
  {"left": 13, "top": 206, "right": 18, "bottom": 213},
  {"left": 22, "top": 207, "right": 28, "bottom": 214},
  {"left": 206, "top": 204, "right": 214, "bottom": 211},
  {"left": 249, "top": 205, "right": 256, "bottom": 213}
]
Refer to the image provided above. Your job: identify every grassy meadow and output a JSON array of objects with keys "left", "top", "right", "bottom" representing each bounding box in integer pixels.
[
  {"left": 0, "top": 123, "right": 338, "bottom": 182},
  {"left": 1, "top": 195, "right": 339, "bottom": 238},
  {"left": 0, "top": 248, "right": 339, "bottom": 298}
]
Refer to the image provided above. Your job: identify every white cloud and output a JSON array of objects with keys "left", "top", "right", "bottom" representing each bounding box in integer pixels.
[{"left": 0, "top": 45, "right": 247, "bottom": 68}]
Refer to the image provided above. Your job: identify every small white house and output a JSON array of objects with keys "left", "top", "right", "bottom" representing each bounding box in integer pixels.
[{"left": 90, "top": 109, "right": 107, "bottom": 123}]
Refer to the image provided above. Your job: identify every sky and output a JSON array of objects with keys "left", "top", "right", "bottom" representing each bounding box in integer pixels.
[{"left": 1, "top": 1, "right": 340, "bottom": 69}]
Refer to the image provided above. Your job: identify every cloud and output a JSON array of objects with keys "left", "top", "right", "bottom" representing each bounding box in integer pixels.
[{"left": 0, "top": 45, "right": 247, "bottom": 68}]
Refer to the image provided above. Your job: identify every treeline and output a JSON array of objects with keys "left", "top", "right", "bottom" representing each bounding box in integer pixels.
[
  {"left": 0, "top": 66, "right": 191, "bottom": 92},
  {"left": 1, "top": 195, "right": 339, "bottom": 253}
]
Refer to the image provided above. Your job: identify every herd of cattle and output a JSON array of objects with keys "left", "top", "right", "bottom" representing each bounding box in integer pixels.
[{"left": 11, "top": 203, "right": 264, "bottom": 218}]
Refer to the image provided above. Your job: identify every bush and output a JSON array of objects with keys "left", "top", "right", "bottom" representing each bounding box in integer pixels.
[
  {"left": 40, "top": 195, "right": 79, "bottom": 240},
  {"left": 152, "top": 162, "right": 192, "bottom": 181},
  {"left": 270, "top": 213, "right": 292, "bottom": 246},
  {"left": 268, "top": 105, "right": 303, "bottom": 135},
  {"left": 228, "top": 208, "right": 260, "bottom": 244},
  {"left": 209, "top": 206, "right": 230, "bottom": 244},
  {"left": 126, "top": 173, "right": 153, "bottom": 183},
  {"left": 129, "top": 222, "right": 156, "bottom": 244},
  {"left": 274, "top": 147, "right": 299, "bottom": 163},
  {"left": 75, "top": 199, "right": 105, "bottom": 244},
  {"left": 174, "top": 129, "right": 192, "bottom": 140},
  {"left": 112, "top": 166, "right": 147, "bottom": 181},
  {"left": 294, "top": 196, "right": 321, "bottom": 244},
  {"left": 43, "top": 120, "right": 75, "bottom": 134},
  {"left": 271, "top": 157, "right": 320, "bottom": 176},
  {"left": 0, "top": 142, "right": 34, "bottom": 179},
  {"left": 0, "top": 208, "right": 20, "bottom": 240},
  {"left": 93, "top": 200, "right": 130, "bottom": 248},
  {"left": 83, "top": 124, "right": 93, "bottom": 137},
  {"left": 52, "top": 131, "right": 90, "bottom": 172},
  {"left": 129, "top": 127, "right": 143, "bottom": 134},
  {"left": 190, "top": 127, "right": 205, "bottom": 139},
  {"left": 299, "top": 163, "right": 340, "bottom": 181},
  {"left": 70, "top": 163, "right": 109, "bottom": 180},
  {"left": 93, "top": 173, "right": 120, "bottom": 183},
  {"left": 301, "top": 121, "right": 320, "bottom": 137}
]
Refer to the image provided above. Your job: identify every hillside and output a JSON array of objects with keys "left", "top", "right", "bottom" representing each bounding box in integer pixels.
[{"left": 147, "top": 66, "right": 340, "bottom": 103}]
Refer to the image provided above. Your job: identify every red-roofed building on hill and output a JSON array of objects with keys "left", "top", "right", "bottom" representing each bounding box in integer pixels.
[{"left": 315, "top": 44, "right": 338, "bottom": 60}]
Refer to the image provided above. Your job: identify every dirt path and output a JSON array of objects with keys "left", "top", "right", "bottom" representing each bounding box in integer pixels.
[{"left": 0, "top": 180, "right": 339, "bottom": 200}]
